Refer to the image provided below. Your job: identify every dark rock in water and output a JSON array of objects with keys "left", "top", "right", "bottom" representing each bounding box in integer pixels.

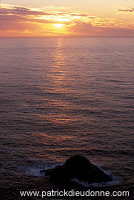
[{"left": 44, "top": 155, "right": 112, "bottom": 185}]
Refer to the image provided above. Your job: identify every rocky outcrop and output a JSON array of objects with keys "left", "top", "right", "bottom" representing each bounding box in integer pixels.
[{"left": 44, "top": 155, "right": 112, "bottom": 186}]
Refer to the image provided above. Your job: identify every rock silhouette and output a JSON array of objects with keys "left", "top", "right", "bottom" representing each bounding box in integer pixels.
[{"left": 44, "top": 155, "right": 112, "bottom": 185}]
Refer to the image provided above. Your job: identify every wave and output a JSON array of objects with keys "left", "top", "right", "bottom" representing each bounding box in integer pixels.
[{"left": 71, "top": 166, "right": 122, "bottom": 188}]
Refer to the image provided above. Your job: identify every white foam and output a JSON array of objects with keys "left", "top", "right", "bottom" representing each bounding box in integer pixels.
[
  {"left": 71, "top": 174, "right": 122, "bottom": 188},
  {"left": 71, "top": 163, "right": 122, "bottom": 187},
  {"left": 22, "top": 161, "right": 62, "bottom": 177}
]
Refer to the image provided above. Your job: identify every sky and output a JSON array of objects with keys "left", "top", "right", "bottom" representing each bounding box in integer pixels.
[{"left": 0, "top": 0, "right": 134, "bottom": 37}]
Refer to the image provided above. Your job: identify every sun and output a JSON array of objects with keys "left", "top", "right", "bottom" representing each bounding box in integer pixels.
[
  {"left": 54, "top": 24, "right": 64, "bottom": 29},
  {"left": 52, "top": 23, "right": 68, "bottom": 34}
]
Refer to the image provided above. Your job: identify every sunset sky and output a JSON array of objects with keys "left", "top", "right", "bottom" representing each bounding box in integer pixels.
[{"left": 0, "top": 0, "right": 134, "bottom": 37}]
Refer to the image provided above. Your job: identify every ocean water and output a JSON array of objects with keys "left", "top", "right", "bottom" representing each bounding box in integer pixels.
[{"left": 0, "top": 37, "right": 134, "bottom": 199}]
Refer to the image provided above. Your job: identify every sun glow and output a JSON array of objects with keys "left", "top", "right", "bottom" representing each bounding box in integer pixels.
[{"left": 54, "top": 24, "right": 64, "bottom": 29}]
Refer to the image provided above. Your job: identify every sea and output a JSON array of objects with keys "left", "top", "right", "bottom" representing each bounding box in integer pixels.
[{"left": 0, "top": 37, "right": 134, "bottom": 200}]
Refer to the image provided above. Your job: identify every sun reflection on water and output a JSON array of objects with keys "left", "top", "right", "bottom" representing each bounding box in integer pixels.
[{"left": 46, "top": 38, "right": 76, "bottom": 125}]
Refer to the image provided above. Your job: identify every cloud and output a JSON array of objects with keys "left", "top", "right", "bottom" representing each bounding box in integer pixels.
[
  {"left": 68, "top": 20, "right": 134, "bottom": 36},
  {"left": 117, "top": 8, "right": 134, "bottom": 13},
  {"left": 69, "top": 13, "right": 88, "bottom": 17},
  {"left": 0, "top": 6, "right": 55, "bottom": 17},
  {"left": 0, "top": 4, "right": 94, "bottom": 29},
  {"left": 69, "top": 22, "right": 94, "bottom": 34},
  {"left": 0, "top": 5, "right": 63, "bottom": 30}
]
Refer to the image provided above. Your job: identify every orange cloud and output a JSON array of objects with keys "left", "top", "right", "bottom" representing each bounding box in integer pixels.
[{"left": 117, "top": 8, "right": 134, "bottom": 13}]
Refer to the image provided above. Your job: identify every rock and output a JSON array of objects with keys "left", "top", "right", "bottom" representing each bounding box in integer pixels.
[{"left": 44, "top": 155, "right": 112, "bottom": 185}]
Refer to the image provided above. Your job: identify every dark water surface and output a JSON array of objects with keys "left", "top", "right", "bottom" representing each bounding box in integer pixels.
[{"left": 0, "top": 37, "right": 134, "bottom": 199}]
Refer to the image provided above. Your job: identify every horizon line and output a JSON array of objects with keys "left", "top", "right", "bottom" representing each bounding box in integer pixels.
[{"left": 0, "top": 35, "right": 134, "bottom": 38}]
